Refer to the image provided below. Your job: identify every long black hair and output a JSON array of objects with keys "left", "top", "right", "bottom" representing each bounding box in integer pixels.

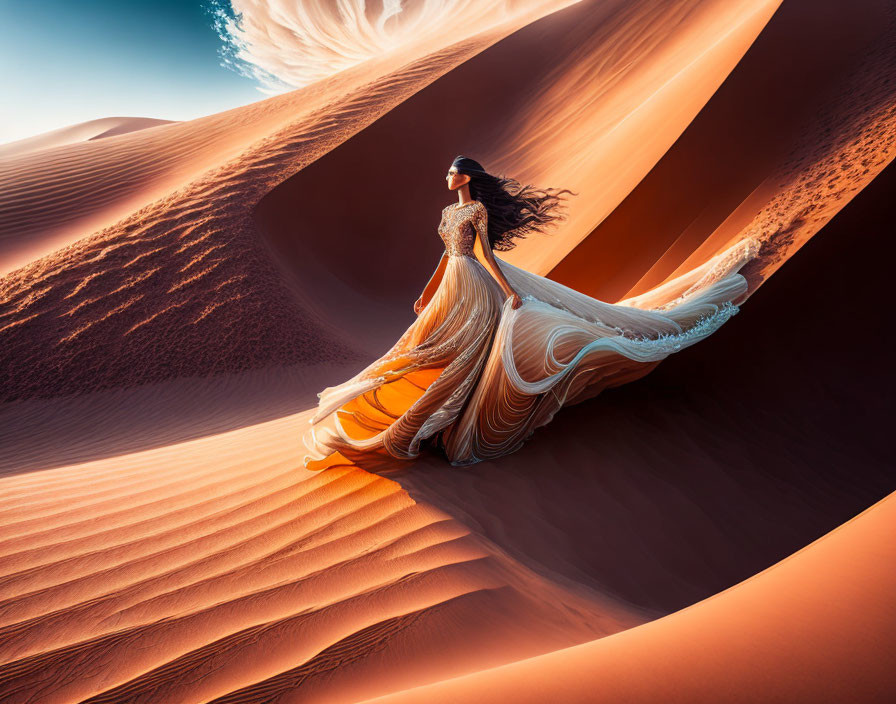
[{"left": 450, "top": 155, "right": 576, "bottom": 251}]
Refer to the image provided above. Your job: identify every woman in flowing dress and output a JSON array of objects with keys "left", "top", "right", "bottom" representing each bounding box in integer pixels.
[{"left": 303, "top": 155, "right": 760, "bottom": 470}]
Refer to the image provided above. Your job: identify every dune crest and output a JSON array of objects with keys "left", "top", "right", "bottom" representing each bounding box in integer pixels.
[{"left": 0, "top": 117, "right": 176, "bottom": 159}]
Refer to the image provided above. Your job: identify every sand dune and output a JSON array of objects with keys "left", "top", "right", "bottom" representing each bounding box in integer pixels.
[
  {"left": 1, "top": 178, "right": 892, "bottom": 698},
  {"left": 2, "top": 0, "right": 895, "bottom": 701},
  {"left": 550, "top": 0, "right": 896, "bottom": 301},
  {"left": 0, "top": 117, "right": 176, "bottom": 160},
  {"left": 0, "top": 0, "right": 578, "bottom": 277},
  {"left": 0, "top": 3, "right": 585, "bottom": 401},
  {"left": 0, "top": 410, "right": 645, "bottom": 703},
  {"left": 361, "top": 491, "right": 896, "bottom": 703}
]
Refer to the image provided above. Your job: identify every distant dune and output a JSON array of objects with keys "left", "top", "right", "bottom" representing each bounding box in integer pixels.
[
  {"left": 1, "top": 0, "right": 894, "bottom": 701},
  {"left": 0, "top": 117, "right": 176, "bottom": 159}
]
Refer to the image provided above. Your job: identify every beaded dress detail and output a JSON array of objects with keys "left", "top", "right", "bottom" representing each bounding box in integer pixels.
[
  {"left": 438, "top": 200, "right": 480, "bottom": 256},
  {"left": 304, "top": 200, "right": 760, "bottom": 469}
]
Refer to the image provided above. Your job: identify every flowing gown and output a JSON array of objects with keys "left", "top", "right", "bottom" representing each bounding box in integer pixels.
[{"left": 303, "top": 199, "right": 760, "bottom": 469}]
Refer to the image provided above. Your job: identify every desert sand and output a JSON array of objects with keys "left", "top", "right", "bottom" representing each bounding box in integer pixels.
[
  {"left": 360, "top": 490, "right": 896, "bottom": 704},
  {"left": 0, "top": 118, "right": 176, "bottom": 160},
  {"left": 1, "top": 0, "right": 894, "bottom": 701}
]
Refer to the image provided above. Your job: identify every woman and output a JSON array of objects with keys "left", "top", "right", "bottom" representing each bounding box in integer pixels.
[{"left": 303, "top": 155, "right": 760, "bottom": 470}]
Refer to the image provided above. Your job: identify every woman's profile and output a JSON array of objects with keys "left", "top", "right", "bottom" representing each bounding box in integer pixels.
[{"left": 303, "top": 155, "right": 760, "bottom": 470}]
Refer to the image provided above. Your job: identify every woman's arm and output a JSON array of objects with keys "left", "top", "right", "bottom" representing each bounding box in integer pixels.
[
  {"left": 414, "top": 250, "right": 449, "bottom": 313},
  {"left": 472, "top": 206, "right": 522, "bottom": 309}
]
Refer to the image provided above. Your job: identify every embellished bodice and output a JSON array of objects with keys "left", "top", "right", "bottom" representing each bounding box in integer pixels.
[{"left": 438, "top": 200, "right": 486, "bottom": 257}]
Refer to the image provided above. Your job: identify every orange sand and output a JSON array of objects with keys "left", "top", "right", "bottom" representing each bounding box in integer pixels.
[
  {"left": 361, "top": 492, "right": 896, "bottom": 703},
  {"left": 1, "top": 0, "right": 894, "bottom": 701}
]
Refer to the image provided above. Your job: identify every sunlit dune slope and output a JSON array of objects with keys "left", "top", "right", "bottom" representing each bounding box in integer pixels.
[
  {"left": 361, "top": 491, "right": 896, "bottom": 704},
  {"left": 0, "top": 117, "right": 176, "bottom": 160},
  {"left": 550, "top": 0, "right": 896, "bottom": 301},
  {"left": 0, "top": 411, "right": 646, "bottom": 704}
]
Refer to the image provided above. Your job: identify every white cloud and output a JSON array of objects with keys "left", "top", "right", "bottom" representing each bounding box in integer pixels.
[{"left": 209, "top": 0, "right": 548, "bottom": 92}]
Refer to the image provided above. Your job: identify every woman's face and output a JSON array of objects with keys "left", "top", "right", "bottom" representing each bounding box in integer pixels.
[{"left": 446, "top": 166, "right": 471, "bottom": 191}]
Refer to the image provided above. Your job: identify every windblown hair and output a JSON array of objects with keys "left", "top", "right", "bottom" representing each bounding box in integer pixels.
[{"left": 451, "top": 155, "right": 576, "bottom": 251}]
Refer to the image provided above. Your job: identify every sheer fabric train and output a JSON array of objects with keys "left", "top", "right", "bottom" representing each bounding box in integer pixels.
[{"left": 303, "top": 200, "right": 760, "bottom": 469}]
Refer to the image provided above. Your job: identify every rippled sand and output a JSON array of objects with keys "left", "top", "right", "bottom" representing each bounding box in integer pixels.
[{"left": 1, "top": 0, "right": 894, "bottom": 701}]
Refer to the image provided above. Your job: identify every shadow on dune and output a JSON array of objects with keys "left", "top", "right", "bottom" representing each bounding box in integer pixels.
[
  {"left": 386, "top": 158, "right": 896, "bottom": 615},
  {"left": 551, "top": 0, "right": 895, "bottom": 300}
]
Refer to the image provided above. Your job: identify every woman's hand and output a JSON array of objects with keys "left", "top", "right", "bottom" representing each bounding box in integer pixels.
[
  {"left": 414, "top": 296, "right": 426, "bottom": 314},
  {"left": 508, "top": 292, "right": 522, "bottom": 310}
]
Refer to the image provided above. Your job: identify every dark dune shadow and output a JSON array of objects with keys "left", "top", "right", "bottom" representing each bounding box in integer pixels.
[
  {"left": 390, "top": 159, "right": 896, "bottom": 615},
  {"left": 550, "top": 0, "right": 892, "bottom": 300}
]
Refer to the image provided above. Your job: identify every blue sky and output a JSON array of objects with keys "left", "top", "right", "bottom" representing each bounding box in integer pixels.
[{"left": 0, "top": 0, "right": 261, "bottom": 144}]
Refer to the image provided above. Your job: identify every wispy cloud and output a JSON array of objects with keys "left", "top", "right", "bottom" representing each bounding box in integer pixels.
[{"left": 208, "top": 0, "right": 549, "bottom": 92}]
